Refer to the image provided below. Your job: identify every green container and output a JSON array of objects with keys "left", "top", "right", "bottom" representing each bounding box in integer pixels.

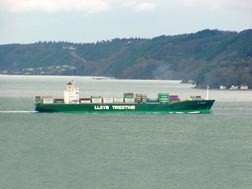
[
  {"left": 159, "top": 98, "right": 169, "bottom": 100},
  {"left": 36, "top": 99, "right": 42, "bottom": 103},
  {"left": 124, "top": 95, "right": 134, "bottom": 98},
  {"left": 159, "top": 98, "right": 169, "bottom": 102},
  {"left": 55, "top": 101, "right": 64, "bottom": 104},
  {"left": 159, "top": 102, "right": 168, "bottom": 104},
  {"left": 158, "top": 93, "right": 169, "bottom": 96},
  {"left": 124, "top": 93, "right": 134, "bottom": 98},
  {"left": 91, "top": 96, "right": 102, "bottom": 98}
]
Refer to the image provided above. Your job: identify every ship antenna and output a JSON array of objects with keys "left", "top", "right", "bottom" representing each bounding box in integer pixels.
[
  {"left": 72, "top": 80, "right": 76, "bottom": 87},
  {"left": 206, "top": 85, "right": 209, "bottom": 100}
]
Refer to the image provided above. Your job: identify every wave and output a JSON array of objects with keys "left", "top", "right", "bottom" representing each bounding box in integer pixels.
[{"left": 0, "top": 111, "right": 36, "bottom": 114}]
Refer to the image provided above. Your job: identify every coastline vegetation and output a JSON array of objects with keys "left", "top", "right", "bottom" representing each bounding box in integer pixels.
[{"left": 0, "top": 29, "right": 251, "bottom": 89}]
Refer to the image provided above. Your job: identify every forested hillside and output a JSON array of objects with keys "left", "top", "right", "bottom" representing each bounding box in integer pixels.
[{"left": 0, "top": 29, "right": 251, "bottom": 88}]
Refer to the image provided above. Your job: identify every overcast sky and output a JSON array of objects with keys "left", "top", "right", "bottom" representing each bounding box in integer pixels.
[{"left": 0, "top": 0, "right": 251, "bottom": 44}]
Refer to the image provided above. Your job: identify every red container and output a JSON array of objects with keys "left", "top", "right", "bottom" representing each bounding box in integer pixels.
[{"left": 80, "top": 98, "right": 91, "bottom": 100}]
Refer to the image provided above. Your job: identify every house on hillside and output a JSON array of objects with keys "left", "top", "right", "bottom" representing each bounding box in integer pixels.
[
  {"left": 240, "top": 85, "right": 248, "bottom": 90},
  {"left": 220, "top": 86, "right": 226, "bottom": 90},
  {"left": 230, "top": 85, "right": 239, "bottom": 90}
]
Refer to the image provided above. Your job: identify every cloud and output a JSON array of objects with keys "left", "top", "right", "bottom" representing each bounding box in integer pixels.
[
  {"left": 183, "top": 0, "right": 252, "bottom": 11},
  {"left": 121, "top": 1, "right": 157, "bottom": 12},
  {"left": 135, "top": 2, "right": 157, "bottom": 12},
  {"left": 1, "top": 0, "right": 251, "bottom": 13},
  {"left": 0, "top": 0, "right": 110, "bottom": 13},
  {"left": 119, "top": 0, "right": 252, "bottom": 12}
]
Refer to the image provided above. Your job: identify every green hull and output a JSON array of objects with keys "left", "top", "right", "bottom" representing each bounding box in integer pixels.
[{"left": 34, "top": 100, "right": 215, "bottom": 114}]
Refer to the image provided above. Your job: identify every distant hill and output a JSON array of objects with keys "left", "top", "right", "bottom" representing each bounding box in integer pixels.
[{"left": 0, "top": 29, "right": 251, "bottom": 88}]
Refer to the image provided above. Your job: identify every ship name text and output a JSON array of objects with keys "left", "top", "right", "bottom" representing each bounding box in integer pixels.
[{"left": 94, "top": 105, "right": 135, "bottom": 110}]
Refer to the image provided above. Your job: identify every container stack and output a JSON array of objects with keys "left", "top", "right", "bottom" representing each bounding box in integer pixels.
[
  {"left": 135, "top": 94, "right": 142, "bottom": 104},
  {"left": 158, "top": 93, "right": 169, "bottom": 104},
  {"left": 80, "top": 98, "right": 91, "bottom": 104},
  {"left": 135, "top": 94, "right": 147, "bottom": 104},
  {"left": 42, "top": 96, "right": 54, "bottom": 104},
  {"left": 35, "top": 96, "right": 42, "bottom": 103},
  {"left": 124, "top": 93, "right": 135, "bottom": 103},
  {"left": 169, "top": 95, "right": 180, "bottom": 103},
  {"left": 141, "top": 94, "right": 147, "bottom": 104},
  {"left": 91, "top": 96, "right": 102, "bottom": 103}
]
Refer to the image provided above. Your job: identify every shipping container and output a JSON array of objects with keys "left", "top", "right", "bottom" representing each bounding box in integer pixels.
[
  {"left": 80, "top": 100, "right": 91, "bottom": 104},
  {"left": 103, "top": 98, "right": 114, "bottom": 103},
  {"left": 79, "top": 98, "right": 91, "bottom": 104},
  {"left": 141, "top": 100, "right": 147, "bottom": 104},
  {"left": 124, "top": 98, "right": 135, "bottom": 103},
  {"left": 158, "top": 93, "right": 169, "bottom": 96},
  {"left": 80, "top": 98, "right": 91, "bottom": 100},
  {"left": 91, "top": 96, "right": 102, "bottom": 98},
  {"left": 35, "top": 98, "right": 42, "bottom": 103},
  {"left": 135, "top": 98, "right": 142, "bottom": 104},
  {"left": 170, "top": 99, "right": 180, "bottom": 103},
  {"left": 54, "top": 98, "right": 64, "bottom": 103},
  {"left": 124, "top": 93, "right": 134, "bottom": 98},
  {"left": 42, "top": 98, "right": 54, "bottom": 104},
  {"left": 159, "top": 97, "right": 169, "bottom": 101},
  {"left": 160, "top": 102, "right": 169, "bottom": 104},
  {"left": 91, "top": 98, "right": 102, "bottom": 103},
  {"left": 169, "top": 95, "right": 179, "bottom": 98},
  {"left": 147, "top": 98, "right": 159, "bottom": 103},
  {"left": 169, "top": 95, "right": 180, "bottom": 102},
  {"left": 113, "top": 97, "right": 124, "bottom": 103},
  {"left": 159, "top": 96, "right": 169, "bottom": 98},
  {"left": 190, "top": 96, "right": 202, "bottom": 100},
  {"left": 158, "top": 93, "right": 170, "bottom": 104}
]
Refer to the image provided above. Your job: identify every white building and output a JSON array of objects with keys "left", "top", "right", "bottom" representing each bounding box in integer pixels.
[
  {"left": 220, "top": 86, "right": 226, "bottom": 90},
  {"left": 240, "top": 85, "right": 248, "bottom": 90},
  {"left": 230, "top": 85, "right": 239, "bottom": 90}
]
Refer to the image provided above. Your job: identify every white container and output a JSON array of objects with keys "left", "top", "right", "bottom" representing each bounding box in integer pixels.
[
  {"left": 80, "top": 100, "right": 91, "bottom": 104},
  {"left": 103, "top": 98, "right": 114, "bottom": 103},
  {"left": 42, "top": 98, "right": 54, "bottom": 104},
  {"left": 42, "top": 96, "right": 53, "bottom": 104},
  {"left": 124, "top": 98, "right": 135, "bottom": 103},
  {"left": 92, "top": 98, "right": 102, "bottom": 103},
  {"left": 113, "top": 97, "right": 124, "bottom": 103}
]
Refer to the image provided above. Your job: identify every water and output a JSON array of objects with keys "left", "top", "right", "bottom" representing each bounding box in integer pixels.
[{"left": 0, "top": 75, "right": 252, "bottom": 189}]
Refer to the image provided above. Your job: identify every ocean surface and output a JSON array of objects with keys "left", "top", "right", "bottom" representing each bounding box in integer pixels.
[{"left": 0, "top": 75, "right": 251, "bottom": 189}]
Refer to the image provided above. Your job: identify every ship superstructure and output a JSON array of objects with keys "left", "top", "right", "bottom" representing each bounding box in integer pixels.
[{"left": 64, "top": 81, "right": 79, "bottom": 104}]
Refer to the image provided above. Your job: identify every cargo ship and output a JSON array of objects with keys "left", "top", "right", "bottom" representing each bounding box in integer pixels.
[{"left": 34, "top": 82, "right": 215, "bottom": 113}]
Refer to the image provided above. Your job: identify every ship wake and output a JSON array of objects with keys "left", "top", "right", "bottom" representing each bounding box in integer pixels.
[{"left": 0, "top": 111, "right": 36, "bottom": 114}]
